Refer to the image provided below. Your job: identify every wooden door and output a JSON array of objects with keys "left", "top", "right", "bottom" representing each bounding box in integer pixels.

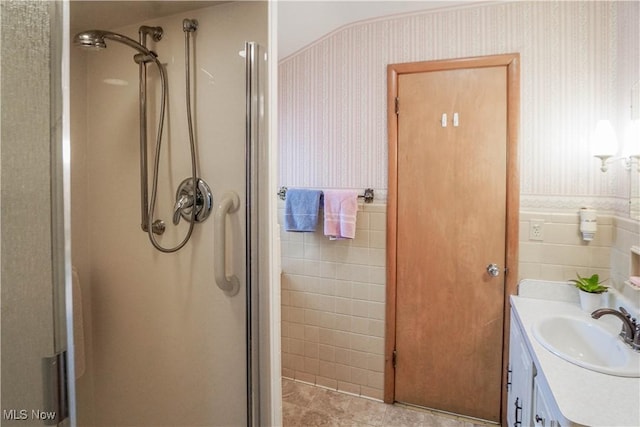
[{"left": 385, "top": 55, "right": 520, "bottom": 423}]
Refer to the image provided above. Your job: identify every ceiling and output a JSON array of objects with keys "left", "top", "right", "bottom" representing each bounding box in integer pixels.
[
  {"left": 69, "top": 1, "right": 225, "bottom": 35},
  {"left": 277, "top": 1, "right": 480, "bottom": 59},
  {"left": 70, "top": 1, "right": 482, "bottom": 59}
]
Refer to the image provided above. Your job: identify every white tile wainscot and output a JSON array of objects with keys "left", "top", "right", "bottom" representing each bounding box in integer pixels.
[
  {"left": 280, "top": 201, "right": 386, "bottom": 400},
  {"left": 511, "top": 280, "right": 640, "bottom": 426}
]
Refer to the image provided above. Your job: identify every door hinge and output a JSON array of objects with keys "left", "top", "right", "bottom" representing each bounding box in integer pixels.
[
  {"left": 392, "top": 349, "right": 397, "bottom": 368},
  {"left": 395, "top": 97, "right": 399, "bottom": 115},
  {"left": 42, "top": 351, "right": 69, "bottom": 425}
]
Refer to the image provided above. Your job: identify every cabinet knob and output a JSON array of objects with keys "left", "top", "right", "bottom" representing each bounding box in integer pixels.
[{"left": 535, "top": 414, "right": 544, "bottom": 424}]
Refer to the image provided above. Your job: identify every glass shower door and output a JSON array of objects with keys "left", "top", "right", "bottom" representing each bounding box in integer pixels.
[
  {"left": 68, "top": 2, "right": 268, "bottom": 426},
  {"left": 1, "top": 1, "right": 72, "bottom": 425}
]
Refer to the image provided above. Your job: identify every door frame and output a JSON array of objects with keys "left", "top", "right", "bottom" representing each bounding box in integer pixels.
[{"left": 384, "top": 54, "right": 520, "bottom": 422}]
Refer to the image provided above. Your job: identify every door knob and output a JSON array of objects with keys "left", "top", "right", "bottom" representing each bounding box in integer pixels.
[{"left": 487, "top": 263, "right": 500, "bottom": 277}]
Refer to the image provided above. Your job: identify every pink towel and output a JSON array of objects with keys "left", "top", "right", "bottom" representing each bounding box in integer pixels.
[{"left": 323, "top": 190, "right": 358, "bottom": 239}]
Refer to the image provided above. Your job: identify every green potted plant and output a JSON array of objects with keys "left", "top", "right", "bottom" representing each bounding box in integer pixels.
[{"left": 568, "top": 273, "right": 608, "bottom": 312}]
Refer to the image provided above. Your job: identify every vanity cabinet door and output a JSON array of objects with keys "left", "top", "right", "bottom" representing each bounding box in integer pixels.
[
  {"left": 532, "top": 378, "right": 562, "bottom": 427},
  {"left": 533, "top": 377, "right": 563, "bottom": 427},
  {"left": 533, "top": 378, "right": 551, "bottom": 426},
  {"left": 507, "top": 311, "right": 534, "bottom": 427}
]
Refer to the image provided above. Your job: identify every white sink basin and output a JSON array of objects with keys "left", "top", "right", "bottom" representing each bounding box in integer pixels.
[{"left": 532, "top": 315, "right": 640, "bottom": 377}]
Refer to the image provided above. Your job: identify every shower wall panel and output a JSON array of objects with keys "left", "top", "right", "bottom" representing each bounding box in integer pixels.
[
  {"left": 71, "top": 2, "right": 267, "bottom": 426},
  {"left": 70, "top": 40, "right": 97, "bottom": 425}
]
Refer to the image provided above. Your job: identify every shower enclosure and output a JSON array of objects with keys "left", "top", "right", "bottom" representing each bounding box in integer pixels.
[
  {"left": 1, "top": 1, "right": 275, "bottom": 426},
  {"left": 70, "top": 2, "right": 269, "bottom": 425}
]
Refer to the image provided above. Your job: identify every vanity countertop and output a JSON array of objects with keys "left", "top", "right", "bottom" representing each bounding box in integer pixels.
[{"left": 511, "top": 295, "right": 640, "bottom": 427}]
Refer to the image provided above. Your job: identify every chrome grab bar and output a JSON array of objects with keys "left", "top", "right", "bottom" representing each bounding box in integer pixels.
[{"left": 214, "top": 191, "right": 240, "bottom": 296}]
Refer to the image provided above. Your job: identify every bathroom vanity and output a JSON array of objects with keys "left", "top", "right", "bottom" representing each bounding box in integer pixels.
[{"left": 508, "top": 280, "right": 640, "bottom": 427}]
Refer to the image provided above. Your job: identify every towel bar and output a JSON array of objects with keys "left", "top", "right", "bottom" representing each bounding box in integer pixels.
[{"left": 277, "top": 187, "right": 374, "bottom": 204}]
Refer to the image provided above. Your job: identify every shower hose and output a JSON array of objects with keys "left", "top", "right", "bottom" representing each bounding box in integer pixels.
[{"left": 148, "top": 23, "right": 198, "bottom": 253}]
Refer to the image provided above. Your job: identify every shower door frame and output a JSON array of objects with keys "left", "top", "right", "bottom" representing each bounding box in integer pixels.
[{"left": 245, "top": 41, "right": 263, "bottom": 427}]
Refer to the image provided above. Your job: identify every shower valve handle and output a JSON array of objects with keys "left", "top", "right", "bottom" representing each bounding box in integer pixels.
[
  {"left": 173, "top": 194, "right": 194, "bottom": 225},
  {"left": 173, "top": 178, "right": 213, "bottom": 225}
]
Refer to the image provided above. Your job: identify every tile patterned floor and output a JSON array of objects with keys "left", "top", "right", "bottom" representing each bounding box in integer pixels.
[{"left": 282, "top": 378, "right": 495, "bottom": 427}]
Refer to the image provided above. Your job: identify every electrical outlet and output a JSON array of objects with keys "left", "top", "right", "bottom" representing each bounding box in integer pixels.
[{"left": 529, "top": 219, "right": 544, "bottom": 241}]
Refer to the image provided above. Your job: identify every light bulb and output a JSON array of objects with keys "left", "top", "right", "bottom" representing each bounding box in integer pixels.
[
  {"left": 623, "top": 120, "right": 640, "bottom": 158},
  {"left": 592, "top": 120, "right": 618, "bottom": 157}
]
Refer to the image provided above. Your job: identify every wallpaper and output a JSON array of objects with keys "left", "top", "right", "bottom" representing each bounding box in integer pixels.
[{"left": 278, "top": 1, "right": 638, "bottom": 214}]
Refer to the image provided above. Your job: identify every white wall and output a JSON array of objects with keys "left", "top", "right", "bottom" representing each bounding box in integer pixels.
[
  {"left": 71, "top": 2, "right": 267, "bottom": 425},
  {"left": 278, "top": 0, "right": 630, "bottom": 212},
  {"left": 277, "top": 0, "right": 476, "bottom": 59}
]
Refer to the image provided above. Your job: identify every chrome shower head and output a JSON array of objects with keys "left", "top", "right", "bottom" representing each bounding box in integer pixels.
[
  {"left": 73, "top": 30, "right": 155, "bottom": 58},
  {"left": 74, "top": 30, "right": 107, "bottom": 50}
]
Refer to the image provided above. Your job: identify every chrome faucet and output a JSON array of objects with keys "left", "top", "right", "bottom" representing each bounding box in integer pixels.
[
  {"left": 620, "top": 307, "right": 640, "bottom": 351},
  {"left": 591, "top": 307, "right": 637, "bottom": 349}
]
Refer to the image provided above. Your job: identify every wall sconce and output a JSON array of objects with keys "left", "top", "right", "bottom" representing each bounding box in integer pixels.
[
  {"left": 596, "top": 83, "right": 640, "bottom": 173},
  {"left": 592, "top": 119, "right": 619, "bottom": 172}
]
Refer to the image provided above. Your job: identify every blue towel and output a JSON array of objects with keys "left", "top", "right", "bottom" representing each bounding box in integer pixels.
[{"left": 284, "top": 189, "right": 322, "bottom": 232}]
